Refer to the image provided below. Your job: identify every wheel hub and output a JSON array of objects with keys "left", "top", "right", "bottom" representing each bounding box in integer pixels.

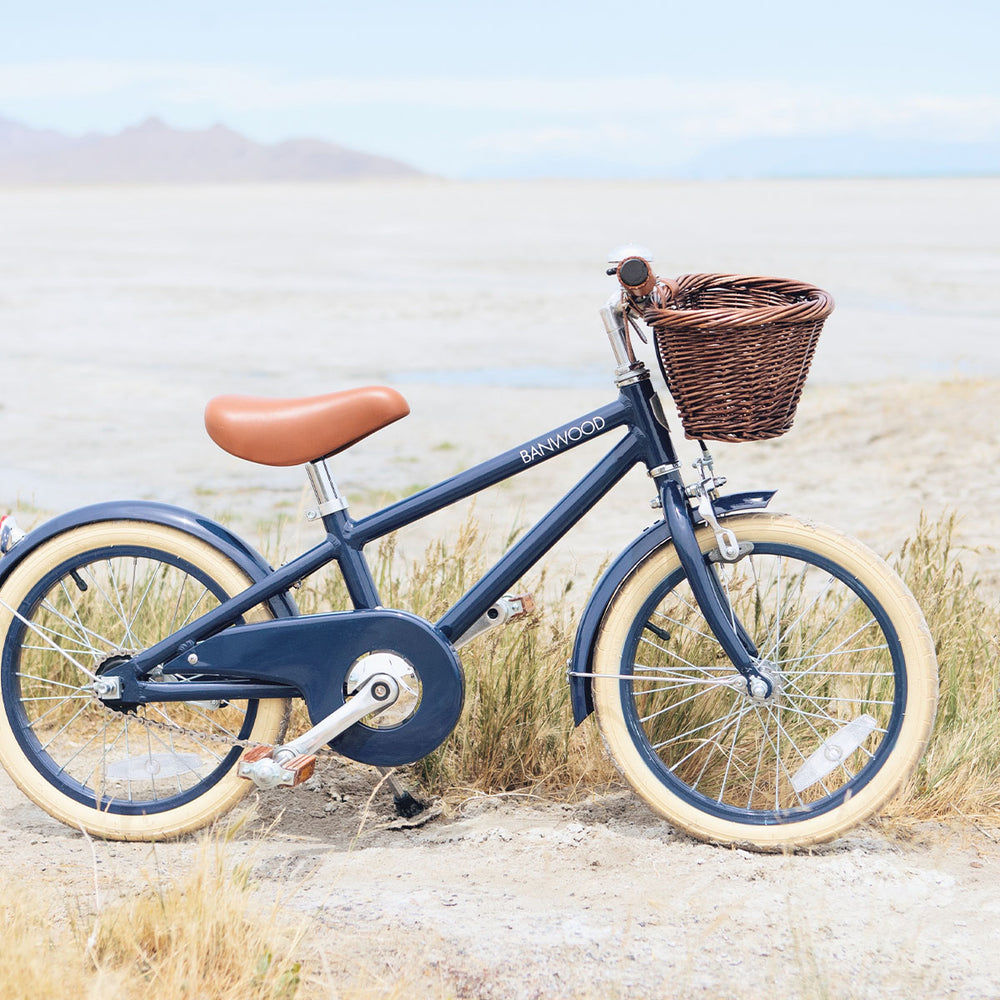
[
  {"left": 746, "top": 659, "right": 784, "bottom": 701},
  {"left": 94, "top": 653, "right": 140, "bottom": 713}
]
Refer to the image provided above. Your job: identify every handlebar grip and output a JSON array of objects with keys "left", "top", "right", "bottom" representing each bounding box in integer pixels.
[{"left": 617, "top": 256, "right": 656, "bottom": 297}]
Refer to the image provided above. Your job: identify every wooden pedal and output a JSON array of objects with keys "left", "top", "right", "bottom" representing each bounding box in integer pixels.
[
  {"left": 281, "top": 754, "right": 317, "bottom": 785},
  {"left": 240, "top": 744, "right": 274, "bottom": 765},
  {"left": 237, "top": 745, "right": 316, "bottom": 787},
  {"left": 509, "top": 593, "right": 536, "bottom": 617}
]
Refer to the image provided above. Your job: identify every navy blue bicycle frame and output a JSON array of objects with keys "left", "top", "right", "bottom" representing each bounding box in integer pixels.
[{"left": 128, "top": 370, "right": 762, "bottom": 695}]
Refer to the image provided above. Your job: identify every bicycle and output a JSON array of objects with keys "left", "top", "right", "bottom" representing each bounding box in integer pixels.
[{"left": 0, "top": 250, "right": 938, "bottom": 848}]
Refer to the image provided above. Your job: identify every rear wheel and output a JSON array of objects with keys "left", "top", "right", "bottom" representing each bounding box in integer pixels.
[
  {"left": 0, "top": 521, "right": 290, "bottom": 840},
  {"left": 592, "top": 513, "right": 938, "bottom": 848}
]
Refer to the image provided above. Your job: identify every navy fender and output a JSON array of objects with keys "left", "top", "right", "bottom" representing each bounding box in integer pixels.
[
  {"left": 569, "top": 491, "right": 774, "bottom": 724},
  {"left": 0, "top": 501, "right": 298, "bottom": 619}
]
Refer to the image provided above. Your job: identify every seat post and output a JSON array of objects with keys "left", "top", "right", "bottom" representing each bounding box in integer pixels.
[{"left": 305, "top": 459, "right": 348, "bottom": 521}]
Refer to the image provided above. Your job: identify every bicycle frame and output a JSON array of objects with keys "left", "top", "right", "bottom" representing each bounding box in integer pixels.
[
  {"left": 85, "top": 363, "right": 765, "bottom": 715},
  {"left": 125, "top": 375, "right": 669, "bottom": 684}
]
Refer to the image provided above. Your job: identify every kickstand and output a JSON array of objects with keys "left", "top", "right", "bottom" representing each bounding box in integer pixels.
[{"left": 377, "top": 766, "right": 428, "bottom": 819}]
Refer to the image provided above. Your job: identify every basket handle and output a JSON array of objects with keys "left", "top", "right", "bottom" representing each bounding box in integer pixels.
[{"left": 648, "top": 277, "right": 680, "bottom": 306}]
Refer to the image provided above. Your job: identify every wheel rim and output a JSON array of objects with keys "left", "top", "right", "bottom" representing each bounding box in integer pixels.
[
  {"left": 1, "top": 545, "right": 261, "bottom": 815},
  {"left": 618, "top": 542, "right": 907, "bottom": 824}
]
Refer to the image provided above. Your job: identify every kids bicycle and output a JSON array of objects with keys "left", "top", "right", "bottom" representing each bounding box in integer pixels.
[{"left": 0, "top": 250, "right": 938, "bottom": 849}]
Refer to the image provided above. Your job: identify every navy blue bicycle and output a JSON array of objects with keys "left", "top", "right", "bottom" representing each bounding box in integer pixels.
[{"left": 0, "top": 251, "right": 937, "bottom": 848}]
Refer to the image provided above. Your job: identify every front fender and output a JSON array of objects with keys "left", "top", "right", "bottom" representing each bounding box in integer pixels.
[
  {"left": 569, "top": 490, "right": 774, "bottom": 724},
  {"left": 0, "top": 501, "right": 298, "bottom": 618}
]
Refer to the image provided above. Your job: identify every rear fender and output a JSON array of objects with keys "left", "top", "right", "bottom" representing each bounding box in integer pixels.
[
  {"left": 569, "top": 490, "right": 774, "bottom": 724},
  {"left": 0, "top": 501, "right": 298, "bottom": 618}
]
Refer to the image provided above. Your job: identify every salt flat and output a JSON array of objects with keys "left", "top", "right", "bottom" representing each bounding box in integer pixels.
[{"left": 1, "top": 178, "right": 997, "bottom": 587}]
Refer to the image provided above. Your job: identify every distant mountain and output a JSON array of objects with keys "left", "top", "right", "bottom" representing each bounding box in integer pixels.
[
  {"left": 677, "top": 133, "right": 1000, "bottom": 179},
  {"left": 0, "top": 116, "right": 422, "bottom": 182}
]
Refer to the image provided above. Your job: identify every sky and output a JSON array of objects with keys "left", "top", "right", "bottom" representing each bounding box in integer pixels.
[{"left": 1, "top": 0, "right": 998, "bottom": 177}]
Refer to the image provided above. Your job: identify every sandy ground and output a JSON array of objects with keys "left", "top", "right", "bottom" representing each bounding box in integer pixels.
[
  {"left": 2, "top": 377, "right": 1000, "bottom": 998},
  {"left": 3, "top": 758, "right": 999, "bottom": 1000}
]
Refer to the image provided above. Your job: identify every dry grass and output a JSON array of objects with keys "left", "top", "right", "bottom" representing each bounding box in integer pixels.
[
  {"left": 0, "top": 829, "right": 304, "bottom": 1000},
  {"left": 284, "top": 509, "right": 1000, "bottom": 822},
  {"left": 11, "top": 503, "right": 996, "bottom": 823},
  {"left": 0, "top": 836, "right": 937, "bottom": 1000},
  {"left": 0, "top": 819, "right": 464, "bottom": 1000},
  {"left": 890, "top": 513, "right": 1000, "bottom": 820}
]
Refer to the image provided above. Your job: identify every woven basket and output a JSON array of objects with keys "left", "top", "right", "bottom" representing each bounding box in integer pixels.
[{"left": 642, "top": 273, "right": 834, "bottom": 442}]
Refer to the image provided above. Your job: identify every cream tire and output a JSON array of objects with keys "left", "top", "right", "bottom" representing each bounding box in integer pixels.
[
  {"left": 592, "top": 512, "right": 938, "bottom": 849},
  {"left": 0, "top": 521, "right": 290, "bottom": 840}
]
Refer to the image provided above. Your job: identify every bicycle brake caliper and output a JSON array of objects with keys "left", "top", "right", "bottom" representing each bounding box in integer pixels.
[{"left": 686, "top": 452, "right": 746, "bottom": 563}]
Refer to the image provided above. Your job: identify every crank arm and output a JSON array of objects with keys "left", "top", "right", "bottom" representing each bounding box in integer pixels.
[
  {"left": 277, "top": 672, "right": 399, "bottom": 761},
  {"left": 237, "top": 673, "right": 400, "bottom": 791},
  {"left": 453, "top": 592, "right": 536, "bottom": 648}
]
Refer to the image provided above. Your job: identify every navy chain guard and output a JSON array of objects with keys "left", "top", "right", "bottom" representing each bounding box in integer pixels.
[{"left": 161, "top": 608, "right": 465, "bottom": 766}]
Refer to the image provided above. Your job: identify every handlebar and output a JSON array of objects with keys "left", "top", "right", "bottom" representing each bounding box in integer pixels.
[
  {"left": 602, "top": 246, "right": 657, "bottom": 370},
  {"left": 615, "top": 256, "right": 656, "bottom": 297},
  {"left": 606, "top": 244, "right": 657, "bottom": 298}
]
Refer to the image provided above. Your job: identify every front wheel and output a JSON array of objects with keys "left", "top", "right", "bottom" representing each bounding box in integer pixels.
[
  {"left": 0, "top": 521, "right": 290, "bottom": 840},
  {"left": 592, "top": 512, "right": 938, "bottom": 849}
]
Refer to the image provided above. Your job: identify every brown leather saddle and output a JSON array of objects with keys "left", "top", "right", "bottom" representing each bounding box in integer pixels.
[{"left": 204, "top": 386, "right": 409, "bottom": 467}]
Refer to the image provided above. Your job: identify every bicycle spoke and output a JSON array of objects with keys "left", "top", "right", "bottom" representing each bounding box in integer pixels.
[
  {"left": 746, "top": 717, "right": 767, "bottom": 810},
  {"left": 27, "top": 690, "right": 95, "bottom": 731},
  {"left": 639, "top": 682, "right": 734, "bottom": 724},
  {"left": 747, "top": 703, "right": 808, "bottom": 808},
  {"left": 78, "top": 564, "right": 130, "bottom": 647},
  {"left": 121, "top": 713, "right": 133, "bottom": 802},
  {"left": 176, "top": 584, "right": 213, "bottom": 632},
  {"left": 666, "top": 701, "right": 746, "bottom": 777},
  {"left": 0, "top": 596, "right": 99, "bottom": 679},
  {"left": 775, "top": 700, "right": 886, "bottom": 742},
  {"left": 16, "top": 671, "right": 92, "bottom": 693},
  {"left": 140, "top": 718, "right": 192, "bottom": 795},
  {"left": 630, "top": 665, "right": 742, "bottom": 688},
  {"left": 18, "top": 692, "right": 92, "bottom": 704},
  {"left": 649, "top": 606, "right": 716, "bottom": 645},
  {"left": 610, "top": 531, "right": 914, "bottom": 824},
  {"left": 637, "top": 634, "right": 725, "bottom": 676},
  {"left": 42, "top": 589, "right": 113, "bottom": 657},
  {"left": 716, "top": 707, "right": 745, "bottom": 803},
  {"left": 124, "top": 561, "right": 167, "bottom": 648},
  {"left": 146, "top": 704, "right": 228, "bottom": 762},
  {"left": 105, "top": 558, "right": 139, "bottom": 649},
  {"left": 56, "top": 576, "right": 101, "bottom": 653},
  {"left": 782, "top": 667, "right": 893, "bottom": 678},
  {"left": 650, "top": 701, "right": 745, "bottom": 751},
  {"left": 178, "top": 701, "right": 246, "bottom": 742}
]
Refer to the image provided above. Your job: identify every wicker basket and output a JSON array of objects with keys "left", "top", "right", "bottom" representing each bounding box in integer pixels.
[{"left": 642, "top": 273, "right": 834, "bottom": 442}]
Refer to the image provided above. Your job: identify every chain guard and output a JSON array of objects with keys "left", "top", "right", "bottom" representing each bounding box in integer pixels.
[{"left": 158, "top": 609, "right": 465, "bottom": 766}]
